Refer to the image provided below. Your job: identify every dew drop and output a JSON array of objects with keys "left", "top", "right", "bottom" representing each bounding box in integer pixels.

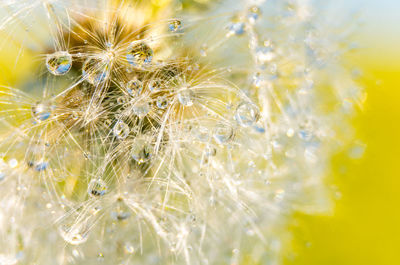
[
  {"left": 0, "top": 160, "right": 7, "bottom": 182},
  {"left": 126, "top": 79, "right": 143, "bottom": 96},
  {"left": 148, "top": 79, "right": 162, "bottom": 92},
  {"left": 235, "top": 102, "right": 260, "bottom": 127},
  {"left": 111, "top": 198, "right": 131, "bottom": 221},
  {"left": 168, "top": 19, "right": 182, "bottom": 32},
  {"left": 132, "top": 101, "right": 150, "bottom": 118},
  {"left": 213, "top": 123, "right": 234, "bottom": 144},
  {"left": 124, "top": 243, "right": 135, "bottom": 254},
  {"left": 200, "top": 44, "right": 208, "bottom": 57},
  {"left": 156, "top": 96, "right": 169, "bottom": 109},
  {"left": 116, "top": 96, "right": 126, "bottom": 105},
  {"left": 59, "top": 222, "right": 89, "bottom": 245},
  {"left": 131, "top": 137, "right": 152, "bottom": 164},
  {"left": 247, "top": 6, "right": 261, "bottom": 24},
  {"left": 256, "top": 46, "right": 275, "bottom": 64},
  {"left": 97, "top": 253, "right": 104, "bottom": 261},
  {"left": 8, "top": 158, "right": 18, "bottom": 168},
  {"left": 46, "top": 51, "right": 72, "bottom": 75},
  {"left": 228, "top": 21, "right": 245, "bottom": 36},
  {"left": 113, "top": 120, "right": 130, "bottom": 140},
  {"left": 0, "top": 172, "right": 5, "bottom": 182},
  {"left": 298, "top": 129, "right": 313, "bottom": 141},
  {"left": 126, "top": 42, "right": 153, "bottom": 68},
  {"left": 34, "top": 161, "right": 49, "bottom": 171},
  {"left": 88, "top": 179, "right": 108, "bottom": 197},
  {"left": 178, "top": 88, "right": 194, "bottom": 106},
  {"left": 71, "top": 111, "right": 79, "bottom": 120},
  {"left": 205, "top": 145, "right": 217, "bottom": 156},
  {"left": 82, "top": 58, "right": 109, "bottom": 85},
  {"left": 195, "top": 126, "right": 210, "bottom": 142},
  {"left": 31, "top": 101, "right": 52, "bottom": 122}
]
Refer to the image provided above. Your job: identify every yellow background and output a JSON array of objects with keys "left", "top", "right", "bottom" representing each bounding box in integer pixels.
[{"left": 284, "top": 32, "right": 400, "bottom": 265}]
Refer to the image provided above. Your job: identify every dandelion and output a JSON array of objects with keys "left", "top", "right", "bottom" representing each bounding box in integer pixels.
[{"left": 0, "top": 0, "right": 364, "bottom": 264}]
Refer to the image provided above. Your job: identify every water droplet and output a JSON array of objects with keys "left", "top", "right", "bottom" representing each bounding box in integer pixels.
[
  {"left": 113, "top": 120, "right": 130, "bottom": 140},
  {"left": 34, "top": 161, "right": 48, "bottom": 171},
  {"left": 274, "top": 189, "right": 285, "bottom": 201},
  {"left": 131, "top": 137, "right": 152, "bottom": 164},
  {"left": 126, "top": 42, "right": 153, "bottom": 68},
  {"left": 71, "top": 111, "right": 79, "bottom": 120},
  {"left": 32, "top": 101, "right": 52, "bottom": 122},
  {"left": 298, "top": 129, "right": 313, "bottom": 141},
  {"left": 88, "top": 179, "right": 108, "bottom": 197},
  {"left": 235, "top": 102, "right": 260, "bottom": 127},
  {"left": 178, "top": 88, "right": 194, "bottom": 106},
  {"left": 200, "top": 44, "right": 207, "bottom": 57},
  {"left": 111, "top": 198, "right": 131, "bottom": 221},
  {"left": 0, "top": 172, "right": 5, "bottom": 182},
  {"left": 82, "top": 57, "right": 109, "bottom": 85},
  {"left": 156, "top": 96, "right": 169, "bottom": 109},
  {"left": 124, "top": 243, "right": 135, "bottom": 254},
  {"left": 256, "top": 46, "right": 275, "bottom": 64},
  {"left": 247, "top": 6, "right": 261, "bottom": 24},
  {"left": 59, "top": 221, "right": 90, "bottom": 245},
  {"left": 46, "top": 51, "right": 72, "bottom": 75},
  {"left": 286, "top": 128, "right": 295, "bottom": 137},
  {"left": 117, "top": 96, "right": 126, "bottom": 105},
  {"left": 132, "top": 101, "right": 150, "bottom": 118},
  {"left": 348, "top": 142, "right": 366, "bottom": 159},
  {"left": 8, "top": 158, "right": 18, "bottom": 168},
  {"left": 97, "top": 253, "right": 104, "bottom": 261},
  {"left": 126, "top": 79, "right": 143, "bottom": 96},
  {"left": 213, "top": 123, "right": 234, "bottom": 144},
  {"left": 0, "top": 160, "right": 7, "bottom": 182},
  {"left": 168, "top": 19, "right": 182, "bottom": 32},
  {"left": 228, "top": 21, "right": 245, "bottom": 36},
  {"left": 148, "top": 79, "right": 162, "bottom": 92},
  {"left": 205, "top": 145, "right": 216, "bottom": 156},
  {"left": 195, "top": 126, "right": 210, "bottom": 142}
]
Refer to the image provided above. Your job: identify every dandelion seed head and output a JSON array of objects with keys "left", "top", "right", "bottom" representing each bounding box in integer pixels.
[{"left": 0, "top": 0, "right": 364, "bottom": 264}]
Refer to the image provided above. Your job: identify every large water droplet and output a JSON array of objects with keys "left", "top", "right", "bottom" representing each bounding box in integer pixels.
[
  {"left": 235, "top": 102, "right": 260, "bottom": 127},
  {"left": 178, "top": 88, "right": 194, "bottom": 106},
  {"left": 58, "top": 215, "right": 90, "bottom": 245},
  {"left": 88, "top": 179, "right": 108, "bottom": 197},
  {"left": 168, "top": 19, "right": 182, "bottom": 32},
  {"left": 126, "top": 79, "right": 143, "bottom": 96},
  {"left": 126, "top": 42, "right": 153, "bottom": 68},
  {"left": 31, "top": 101, "right": 52, "bottom": 122},
  {"left": 82, "top": 58, "right": 109, "bottom": 85},
  {"left": 156, "top": 96, "right": 169, "bottom": 109},
  {"left": 113, "top": 120, "right": 130, "bottom": 140},
  {"left": 213, "top": 123, "right": 234, "bottom": 144},
  {"left": 194, "top": 126, "right": 210, "bottom": 142},
  {"left": 46, "top": 51, "right": 72, "bottom": 75},
  {"left": 131, "top": 137, "right": 152, "bottom": 164},
  {"left": 132, "top": 101, "right": 150, "bottom": 118}
]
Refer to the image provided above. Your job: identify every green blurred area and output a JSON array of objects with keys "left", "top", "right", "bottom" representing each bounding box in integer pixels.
[{"left": 284, "top": 39, "right": 400, "bottom": 265}]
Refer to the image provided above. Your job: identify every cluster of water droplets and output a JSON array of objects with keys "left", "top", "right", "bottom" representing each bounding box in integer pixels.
[{"left": 0, "top": 0, "right": 364, "bottom": 264}]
